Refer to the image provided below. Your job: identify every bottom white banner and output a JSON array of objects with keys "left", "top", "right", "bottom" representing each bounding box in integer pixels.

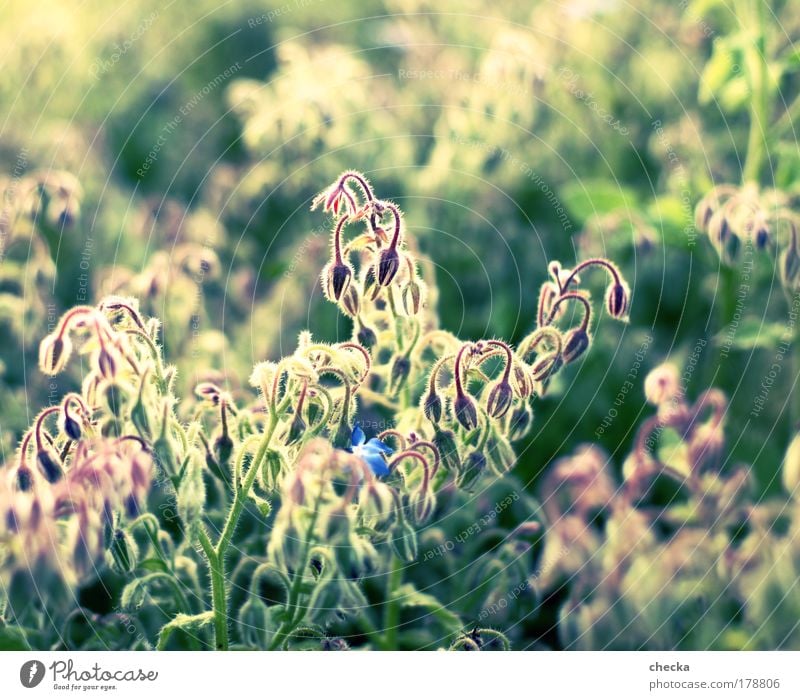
[{"left": 0, "top": 651, "right": 797, "bottom": 699}]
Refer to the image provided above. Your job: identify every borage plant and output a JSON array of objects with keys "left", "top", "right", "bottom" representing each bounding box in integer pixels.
[{"left": 1, "top": 171, "right": 628, "bottom": 650}]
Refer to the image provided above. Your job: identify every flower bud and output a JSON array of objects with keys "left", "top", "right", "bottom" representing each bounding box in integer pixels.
[
  {"left": 39, "top": 333, "right": 71, "bottom": 375},
  {"left": 389, "top": 355, "right": 411, "bottom": 395},
  {"left": 562, "top": 328, "right": 590, "bottom": 364},
  {"left": 411, "top": 486, "right": 435, "bottom": 526},
  {"left": 606, "top": 282, "right": 629, "bottom": 319},
  {"left": 103, "top": 381, "right": 127, "bottom": 416},
  {"left": 260, "top": 449, "right": 287, "bottom": 492},
  {"left": 456, "top": 450, "right": 486, "bottom": 491},
  {"left": 340, "top": 285, "right": 360, "bottom": 317},
  {"left": 215, "top": 433, "right": 234, "bottom": 465},
  {"left": 108, "top": 529, "right": 138, "bottom": 574},
  {"left": 508, "top": 403, "right": 533, "bottom": 441},
  {"left": 97, "top": 348, "right": 117, "bottom": 378},
  {"left": 433, "top": 428, "right": 461, "bottom": 473},
  {"left": 36, "top": 448, "right": 63, "bottom": 483},
  {"left": 644, "top": 363, "right": 680, "bottom": 405},
  {"left": 60, "top": 410, "right": 82, "bottom": 441},
  {"left": 390, "top": 519, "right": 418, "bottom": 562},
  {"left": 781, "top": 244, "right": 800, "bottom": 291},
  {"left": 377, "top": 247, "right": 400, "bottom": 286},
  {"left": 422, "top": 389, "right": 443, "bottom": 424},
  {"left": 357, "top": 324, "right": 377, "bottom": 350},
  {"left": 286, "top": 411, "right": 307, "bottom": 446},
  {"left": 323, "top": 261, "right": 353, "bottom": 301},
  {"left": 13, "top": 465, "right": 33, "bottom": 492},
  {"left": 530, "top": 353, "right": 561, "bottom": 382},
  {"left": 401, "top": 279, "right": 423, "bottom": 315},
  {"left": 359, "top": 481, "right": 396, "bottom": 531},
  {"left": 453, "top": 393, "right": 479, "bottom": 431},
  {"left": 486, "top": 381, "right": 513, "bottom": 419}
]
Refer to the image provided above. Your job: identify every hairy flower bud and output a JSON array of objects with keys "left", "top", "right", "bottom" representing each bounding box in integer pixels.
[
  {"left": 508, "top": 403, "right": 533, "bottom": 441},
  {"left": 340, "top": 285, "right": 360, "bottom": 317},
  {"left": 108, "top": 529, "right": 138, "bottom": 574},
  {"left": 486, "top": 381, "right": 513, "bottom": 419},
  {"left": 323, "top": 261, "right": 353, "bottom": 301},
  {"left": 16, "top": 465, "right": 34, "bottom": 492},
  {"left": 411, "top": 485, "right": 435, "bottom": 526},
  {"left": 377, "top": 247, "right": 400, "bottom": 286},
  {"left": 357, "top": 324, "right": 377, "bottom": 350},
  {"left": 453, "top": 393, "right": 479, "bottom": 431},
  {"left": 389, "top": 355, "right": 411, "bottom": 395},
  {"left": 390, "top": 519, "right": 418, "bottom": 562},
  {"left": 60, "top": 410, "right": 82, "bottom": 441},
  {"left": 36, "top": 448, "right": 63, "bottom": 483},
  {"left": 286, "top": 411, "right": 307, "bottom": 446},
  {"left": 530, "top": 353, "right": 561, "bottom": 382},
  {"left": 781, "top": 244, "right": 800, "bottom": 291},
  {"left": 562, "top": 328, "right": 590, "bottom": 364},
  {"left": 606, "top": 282, "right": 629, "bottom": 319},
  {"left": 644, "top": 363, "right": 680, "bottom": 406},
  {"left": 433, "top": 428, "right": 461, "bottom": 473},
  {"left": 422, "top": 389, "right": 443, "bottom": 424},
  {"left": 359, "top": 481, "right": 396, "bottom": 532},
  {"left": 401, "top": 279, "right": 423, "bottom": 315},
  {"left": 456, "top": 450, "right": 486, "bottom": 491},
  {"left": 39, "top": 333, "right": 71, "bottom": 375}
]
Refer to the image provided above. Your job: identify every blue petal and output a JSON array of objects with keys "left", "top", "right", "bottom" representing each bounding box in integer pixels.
[
  {"left": 366, "top": 438, "right": 393, "bottom": 455},
  {"left": 364, "top": 451, "right": 390, "bottom": 477},
  {"left": 351, "top": 425, "right": 366, "bottom": 447}
]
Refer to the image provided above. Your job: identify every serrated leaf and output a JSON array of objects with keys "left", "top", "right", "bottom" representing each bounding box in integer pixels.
[{"left": 714, "top": 318, "right": 788, "bottom": 351}]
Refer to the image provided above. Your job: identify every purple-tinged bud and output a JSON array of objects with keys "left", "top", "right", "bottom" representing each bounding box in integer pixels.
[
  {"left": 453, "top": 392, "right": 479, "bottom": 431},
  {"left": 781, "top": 245, "right": 800, "bottom": 291},
  {"left": 486, "top": 381, "right": 514, "bottom": 419},
  {"left": 562, "top": 328, "right": 590, "bottom": 364},
  {"left": 98, "top": 349, "right": 117, "bottom": 378},
  {"left": 286, "top": 412, "right": 307, "bottom": 446},
  {"left": 508, "top": 403, "right": 533, "bottom": 441},
  {"left": 61, "top": 411, "right": 82, "bottom": 440},
  {"left": 530, "top": 353, "right": 561, "bottom": 382},
  {"left": 456, "top": 450, "right": 486, "bottom": 491},
  {"left": 357, "top": 324, "right": 377, "bottom": 350},
  {"left": 109, "top": 529, "right": 138, "bottom": 574},
  {"left": 401, "top": 279, "right": 423, "bottom": 315},
  {"left": 422, "top": 390, "right": 443, "bottom": 424},
  {"left": 362, "top": 265, "right": 379, "bottom": 300},
  {"left": 377, "top": 247, "right": 400, "bottom": 286},
  {"left": 389, "top": 355, "right": 411, "bottom": 395},
  {"left": 755, "top": 225, "right": 769, "bottom": 250},
  {"left": 606, "top": 282, "right": 629, "bottom": 319},
  {"left": 433, "top": 428, "right": 461, "bottom": 473},
  {"left": 215, "top": 433, "right": 234, "bottom": 465},
  {"left": 411, "top": 486, "right": 435, "bottom": 525},
  {"left": 16, "top": 465, "right": 34, "bottom": 492},
  {"left": 324, "top": 261, "right": 353, "bottom": 301},
  {"left": 340, "top": 285, "right": 360, "bottom": 317},
  {"left": 37, "top": 448, "right": 63, "bottom": 483}
]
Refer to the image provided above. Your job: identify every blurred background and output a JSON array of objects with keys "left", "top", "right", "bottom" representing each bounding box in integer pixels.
[{"left": 1, "top": 0, "right": 799, "bottom": 498}]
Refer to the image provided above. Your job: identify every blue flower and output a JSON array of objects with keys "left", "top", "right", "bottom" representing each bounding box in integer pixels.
[{"left": 347, "top": 425, "right": 393, "bottom": 477}]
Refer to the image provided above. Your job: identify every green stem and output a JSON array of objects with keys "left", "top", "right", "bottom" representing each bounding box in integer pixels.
[
  {"left": 740, "top": 0, "right": 769, "bottom": 184},
  {"left": 268, "top": 489, "right": 323, "bottom": 650},
  {"left": 197, "top": 528, "right": 228, "bottom": 650},
  {"left": 383, "top": 554, "right": 404, "bottom": 650}
]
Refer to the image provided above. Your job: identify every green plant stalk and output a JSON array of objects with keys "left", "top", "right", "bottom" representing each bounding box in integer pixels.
[
  {"left": 267, "top": 488, "right": 324, "bottom": 650},
  {"left": 740, "top": 0, "right": 769, "bottom": 185},
  {"left": 197, "top": 412, "right": 280, "bottom": 650},
  {"left": 383, "top": 554, "right": 404, "bottom": 650}
]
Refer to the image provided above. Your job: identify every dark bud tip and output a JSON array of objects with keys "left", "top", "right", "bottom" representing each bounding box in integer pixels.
[
  {"left": 389, "top": 355, "right": 412, "bottom": 394},
  {"left": 607, "top": 282, "right": 629, "bottom": 319},
  {"left": 423, "top": 390, "right": 443, "bottom": 424},
  {"left": 357, "top": 324, "right": 378, "bottom": 350},
  {"left": 453, "top": 393, "right": 479, "bottom": 431},
  {"left": 329, "top": 262, "right": 353, "bottom": 301},
  {"left": 63, "top": 413, "right": 82, "bottom": 441},
  {"left": 456, "top": 450, "right": 487, "bottom": 491},
  {"left": 486, "top": 381, "right": 514, "bottom": 419},
  {"left": 215, "top": 433, "right": 234, "bottom": 465},
  {"left": 16, "top": 466, "right": 34, "bottom": 492},
  {"left": 37, "top": 449, "right": 63, "bottom": 483},
  {"left": 286, "top": 412, "right": 307, "bottom": 446},
  {"left": 377, "top": 247, "right": 400, "bottom": 286},
  {"left": 562, "top": 328, "right": 591, "bottom": 364}
]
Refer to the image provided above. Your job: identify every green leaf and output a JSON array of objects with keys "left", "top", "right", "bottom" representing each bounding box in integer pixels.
[
  {"left": 157, "top": 612, "right": 214, "bottom": 650},
  {"left": 393, "top": 583, "right": 462, "bottom": 633},
  {"left": 560, "top": 179, "right": 637, "bottom": 222},
  {"left": 714, "top": 318, "right": 789, "bottom": 351},
  {"left": 0, "top": 624, "right": 31, "bottom": 650}
]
